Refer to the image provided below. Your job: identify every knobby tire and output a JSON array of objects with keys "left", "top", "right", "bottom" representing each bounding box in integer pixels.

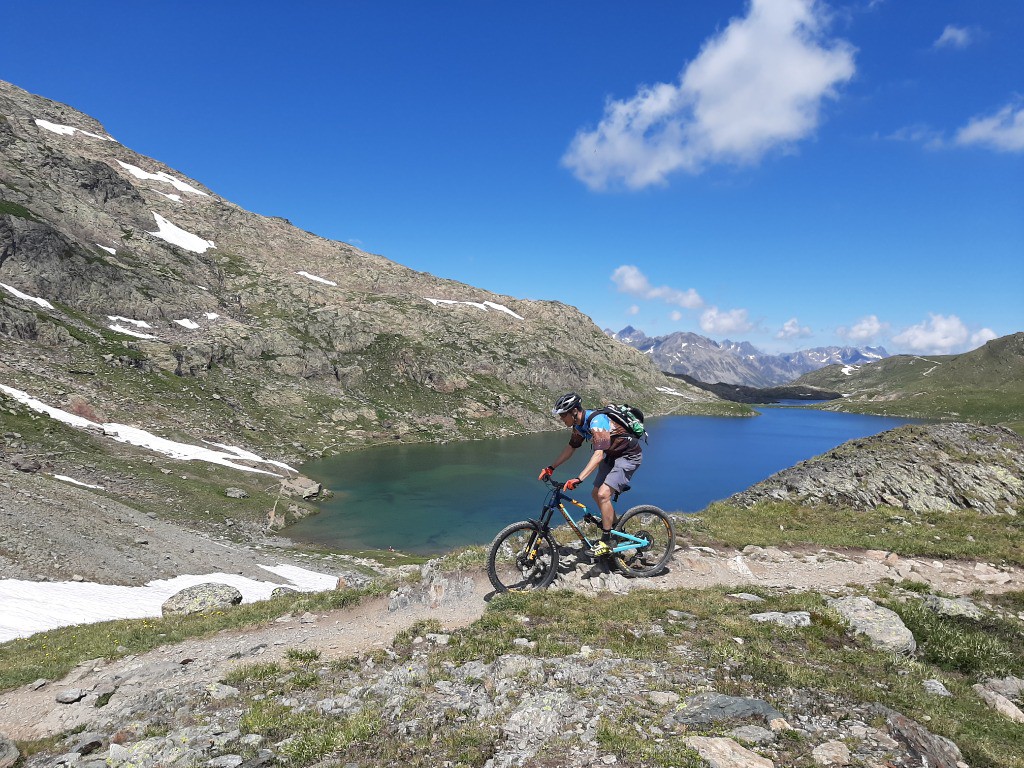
[
  {"left": 487, "top": 521, "right": 559, "bottom": 593},
  {"left": 611, "top": 504, "right": 675, "bottom": 577}
]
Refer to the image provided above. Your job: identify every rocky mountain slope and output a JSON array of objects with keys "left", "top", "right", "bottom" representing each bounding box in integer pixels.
[
  {"left": 796, "top": 332, "right": 1024, "bottom": 431},
  {"left": 728, "top": 422, "right": 1024, "bottom": 515},
  {"left": 0, "top": 79, "right": 727, "bottom": 471},
  {"left": 608, "top": 326, "right": 887, "bottom": 387}
]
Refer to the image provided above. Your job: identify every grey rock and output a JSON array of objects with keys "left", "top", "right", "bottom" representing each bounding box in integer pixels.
[
  {"left": 0, "top": 733, "right": 19, "bottom": 768},
  {"left": 749, "top": 611, "right": 812, "bottom": 628},
  {"left": 923, "top": 679, "right": 953, "bottom": 697},
  {"left": 665, "top": 692, "right": 785, "bottom": 728},
  {"left": 728, "top": 593, "right": 765, "bottom": 602},
  {"left": 161, "top": 583, "right": 243, "bottom": 617},
  {"left": 921, "top": 595, "right": 985, "bottom": 620},
  {"left": 684, "top": 736, "right": 774, "bottom": 768},
  {"left": 69, "top": 731, "right": 105, "bottom": 755},
  {"left": 269, "top": 586, "right": 297, "bottom": 598},
  {"left": 878, "top": 706, "right": 964, "bottom": 768},
  {"left": 812, "top": 740, "right": 851, "bottom": 765},
  {"left": 728, "top": 725, "right": 776, "bottom": 745},
  {"left": 224, "top": 488, "right": 249, "bottom": 499},
  {"left": 55, "top": 688, "right": 86, "bottom": 704},
  {"left": 828, "top": 596, "right": 916, "bottom": 654}
]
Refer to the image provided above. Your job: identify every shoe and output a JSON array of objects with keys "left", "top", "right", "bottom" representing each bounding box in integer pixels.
[{"left": 591, "top": 541, "right": 612, "bottom": 557}]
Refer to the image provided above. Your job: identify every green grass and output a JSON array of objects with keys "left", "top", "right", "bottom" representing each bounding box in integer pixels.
[{"left": 684, "top": 500, "right": 1024, "bottom": 567}]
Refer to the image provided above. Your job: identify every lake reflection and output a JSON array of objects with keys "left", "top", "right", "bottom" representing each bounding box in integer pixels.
[{"left": 290, "top": 408, "right": 916, "bottom": 555}]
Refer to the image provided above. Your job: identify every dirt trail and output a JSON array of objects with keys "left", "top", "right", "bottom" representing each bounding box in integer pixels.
[{"left": 1, "top": 545, "right": 1021, "bottom": 742}]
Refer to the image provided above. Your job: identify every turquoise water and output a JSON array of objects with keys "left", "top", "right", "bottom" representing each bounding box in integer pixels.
[{"left": 289, "top": 408, "right": 916, "bottom": 555}]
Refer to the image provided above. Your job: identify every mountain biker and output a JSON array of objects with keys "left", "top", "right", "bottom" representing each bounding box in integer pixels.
[{"left": 538, "top": 392, "right": 643, "bottom": 557}]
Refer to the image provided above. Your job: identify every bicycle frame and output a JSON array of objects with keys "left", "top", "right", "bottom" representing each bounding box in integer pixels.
[{"left": 532, "top": 480, "right": 650, "bottom": 554}]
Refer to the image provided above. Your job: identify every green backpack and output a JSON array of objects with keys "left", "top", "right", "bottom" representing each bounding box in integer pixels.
[{"left": 586, "top": 403, "right": 648, "bottom": 442}]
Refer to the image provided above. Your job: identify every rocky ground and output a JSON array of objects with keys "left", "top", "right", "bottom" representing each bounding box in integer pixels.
[
  {"left": 0, "top": 542, "right": 1022, "bottom": 767},
  {"left": 0, "top": 461, "right": 374, "bottom": 588},
  {"left": 728, "top": 422, "right": 1024, "bottom": 515}
]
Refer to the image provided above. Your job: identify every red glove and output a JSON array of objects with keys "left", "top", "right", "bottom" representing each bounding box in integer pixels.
[
  {"left": 564, "top": 477, "right": 582, "bottom": 491},
  {"left": 538, "top": 465, "right": 555, "bottom": 481}
]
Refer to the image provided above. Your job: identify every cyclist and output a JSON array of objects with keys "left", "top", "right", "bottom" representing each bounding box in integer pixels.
[{"left": 538, "top": 392, "right": 643, "bottom": 556}]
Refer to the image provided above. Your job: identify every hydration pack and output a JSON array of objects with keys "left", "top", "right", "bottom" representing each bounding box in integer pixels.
[{"left": 586, "top": 403, "right": 648, "bottom": 442}]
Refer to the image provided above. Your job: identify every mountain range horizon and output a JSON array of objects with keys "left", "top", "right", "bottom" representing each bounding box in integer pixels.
[{"left": 606, "top": 324, "right": 889, "bottom": 388}]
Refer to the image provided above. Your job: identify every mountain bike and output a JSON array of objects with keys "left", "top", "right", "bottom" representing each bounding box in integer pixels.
[{"left": 486, "top": 477, "right": 676, "bottom": 592}]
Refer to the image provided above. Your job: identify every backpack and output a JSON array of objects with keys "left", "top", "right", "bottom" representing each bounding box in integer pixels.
[{"left": 586, "top": 403, "right": 648, "bottom": 442}]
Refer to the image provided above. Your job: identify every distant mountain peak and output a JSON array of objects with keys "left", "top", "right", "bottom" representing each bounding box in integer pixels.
[{"left": 607, "top": 326, "right": 891, "bottom": 387}]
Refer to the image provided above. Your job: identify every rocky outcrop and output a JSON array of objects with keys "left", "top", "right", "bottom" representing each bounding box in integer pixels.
[{"left": 728, "top": 422, "right": 1024, "bottom": 515}]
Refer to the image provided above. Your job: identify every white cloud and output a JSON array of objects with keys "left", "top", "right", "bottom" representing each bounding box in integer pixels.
[
  {"left": 777, "top": 317, "right": 812, "bottom": 339},
  {"left": 562, "top": 0, "right": 856, "bottom": 189},
  {"left": 954, "top": 102, "right": 1024, "bottom": 153},
  {"left": 837, "top": 314, "right": 887, "bottom": 343},
  {"left": 891, "top": 313, "right": 995, "bottom": 354},
  {"left": 628, "top": 305, "right": 640, "bottom": 316},
  {"left": 700, "top": 306, "right": 753, "bottom": 335},
  {"left": 670, "top": 310, "right": 683, "bottom": 322},
  {"left": 970, "top": 327, "right": 998, "bottom": 347},
  {"left": 611, "top": 265, "right": 704, "bottom": 309},
  {"left": 934, "top": 25, "right": 972, "bottom": 49}
]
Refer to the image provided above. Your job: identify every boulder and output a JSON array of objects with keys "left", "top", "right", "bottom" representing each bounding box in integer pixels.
[
  {"left": 828, "top": 596, "right": 916, "bottom": 654},
  {"left": 161, "top": 583, "right": 243, "bottom": 617},
  {"left": 279, "top": 475, "right": 322, "bottom": 499}
]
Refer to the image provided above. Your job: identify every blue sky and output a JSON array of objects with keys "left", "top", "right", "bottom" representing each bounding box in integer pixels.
[{"left": 3, "top": 1, "right": 1022, "bottom": 355}]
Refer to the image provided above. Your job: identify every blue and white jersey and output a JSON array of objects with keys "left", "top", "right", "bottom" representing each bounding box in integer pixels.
[{"left": 568, "top": 409, "right": 641, "bottom": 459}]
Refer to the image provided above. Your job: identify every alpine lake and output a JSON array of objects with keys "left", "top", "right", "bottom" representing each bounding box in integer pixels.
[{"left": 289, "top": 405, "right": 918, "bottom": 556}]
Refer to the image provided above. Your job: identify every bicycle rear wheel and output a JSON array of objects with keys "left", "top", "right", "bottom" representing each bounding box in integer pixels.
[
  {"left": 487, "top": 521, "right": 559, "bottom": 592},
  {"left": 611, "top": 505, "right": 675, "bottom": 577}
]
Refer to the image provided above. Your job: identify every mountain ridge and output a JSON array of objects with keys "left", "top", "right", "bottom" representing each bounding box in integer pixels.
[
  {"left": 607, "top": 325, "right": 888, "bottom": 387},
  {"left": 0, "top": 78, "right": 738, "bottom": 473}
]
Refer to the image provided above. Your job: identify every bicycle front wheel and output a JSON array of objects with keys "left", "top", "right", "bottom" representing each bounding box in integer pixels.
[
  {"left": 611, "top": 505, "right": 676, "bottom": 577},
  {"left": 487, "top": 521, "right": 559, "bottom": 593}
]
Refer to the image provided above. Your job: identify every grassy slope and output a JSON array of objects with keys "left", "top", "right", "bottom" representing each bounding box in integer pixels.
[{"left": 796, "top": 333, "right": 1024, "bottom": 432}]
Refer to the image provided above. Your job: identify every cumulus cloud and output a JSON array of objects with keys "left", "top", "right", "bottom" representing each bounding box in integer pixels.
[
  {"left": 562, "top": 0, "right": 856, "bottom": 189},
  {"left": 934, "top": 25, "right": 972, "bottom": 49},
  {"left": 670, "top": 310, "right": 683, "bottom": 322},
  {"left": 837, "top": 314, "right": 888, "bottom": 343},
  {"left": 954, "top": 102, "right": 1024, "bottom": 153},
  {"left": 700, "top": 306, "right": 753, "bottom": 335},
  {"left": 611, "top": 265, "right": 704, "bottom": 309},
  {"left": 628, "top": 304, "right": 640, "bottom": 316},
  {"left": 776, "top": 317, "right": 812, "bottom": 339},
  {"left": 892, "top": 313, "right": 996, "bottom": 354}
]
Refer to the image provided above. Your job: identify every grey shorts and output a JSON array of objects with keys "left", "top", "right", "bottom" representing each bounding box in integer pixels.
[{"left": 593, "top": 453, "right": 641, "bottom": 493}]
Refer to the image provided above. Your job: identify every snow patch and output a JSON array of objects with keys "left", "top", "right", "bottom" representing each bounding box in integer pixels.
[
  {"left": 204, "top": 312, "right": 220, "bottom": 320},
  {"left": 296, "top": 271, "right": 337, "bottom": 286},
  {"left": 841, "top": 365, "right": 860, "bottom": 376},
  {"left": 52, "top": 475, "right": 105, "bottom": 490},
  {"left": 655, "top": 386, "right": 687, "bottom": 397},
  {"left": 34, "top": 118, "right": 115, "bottom": 142},
  {"left": 117, "top": 160, "right": 208, "bottom": 196},
  {"left": 0, "top": 385, "right": 294, "bottom": 477},
  {"left": 107, "top": 316, "right": 152, "bottom": 328},
  {"left": 162, "top": 193, "right": 182, "bottom": 202},
  {"left": 0, "top": 282, "right": 54, "bottom": 309},
  {"left": 96, "top": 244, "right": 117, "bottom": 255},
  {"left": 147, "top": 213, "right": 215, "bottom": 253},
  {"left": 175, "top": 318, "right": 200, "bottom": 330},
  {"left": 108, "top": 324, "right": 157, "bottom": 339},
  {"left": 426, "top": 298, "right": 524, "bottom": 319},
  {"left": 0, "top": 565, "right": 339, "bottom": 642}
]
